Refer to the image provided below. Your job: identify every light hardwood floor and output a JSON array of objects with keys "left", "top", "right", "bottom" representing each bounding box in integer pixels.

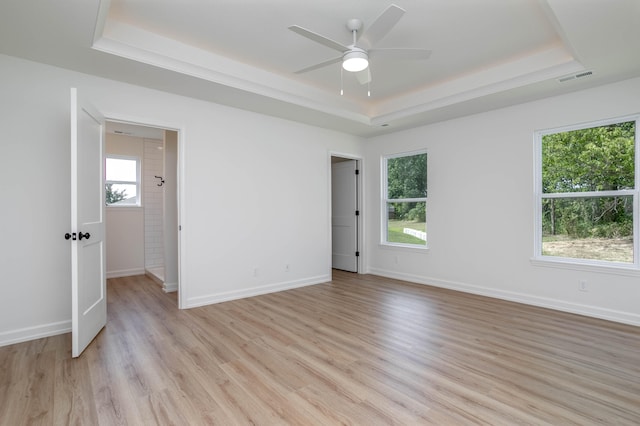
[{"left": 1, "top": 271, "right": 639, "bottom": 425}]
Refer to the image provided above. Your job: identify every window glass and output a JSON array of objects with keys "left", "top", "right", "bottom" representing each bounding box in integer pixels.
[
  {"left": 542, "top": 122, "right": 635, "bottom": 193},
  {"left": 383, "top": 152, "right": 427, "bottom": 247},
  {"left": 542, "top": 197, "right": 633, "bottom": 263},
  {"left": 105, "top": 156, "right": 140, "bottom": 206},
  {"left": 106, "top": 158, "right": 137, "bottom": 182},
  {"left": 537, "top": 119, "right": 636, "bottom": 265},
  {"left": 387, "top": 155, "right": 428, "bottom": 199}
]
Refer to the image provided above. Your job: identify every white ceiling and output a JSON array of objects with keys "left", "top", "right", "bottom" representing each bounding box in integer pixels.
[{"left": 1, "top": 0, "right": 639, "bottom": 136}]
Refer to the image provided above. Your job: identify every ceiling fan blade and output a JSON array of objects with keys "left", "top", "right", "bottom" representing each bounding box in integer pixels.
[
  {"left": 294, "top": 56, "right": 342, "bottom": 74},
  {"left": 288, "top": 25, "right": 349, "bottom": 52},
  {"left": 358, "top": 4, "right": 405, "bottom": 49},
  {"left": 369, "top": 48, "right": 432, "bottom": 61},
  {"left": 355, "top": 68, "right": 371, "bottom": 85}
]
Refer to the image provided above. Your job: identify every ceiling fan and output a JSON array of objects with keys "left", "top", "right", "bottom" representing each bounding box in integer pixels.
[{"left": 288, "top": 4, "right": 431, "bottom": 88}]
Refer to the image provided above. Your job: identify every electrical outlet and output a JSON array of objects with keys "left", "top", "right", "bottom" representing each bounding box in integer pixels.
[
  {"left": 578, "top": 280, "right": 588, "bottom": 292},
  {"left": 285, "top": 264, "right": 290, "bottom": 272}
]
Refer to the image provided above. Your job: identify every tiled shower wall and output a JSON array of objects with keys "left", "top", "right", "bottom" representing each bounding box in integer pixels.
[{"left": 143, "top": 138, "right": 164, "bottom": 269}]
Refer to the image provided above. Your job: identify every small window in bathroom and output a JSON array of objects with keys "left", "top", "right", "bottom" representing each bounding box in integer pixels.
[{"left": 105, "top": 155, "right": 141, "bottom": 206}]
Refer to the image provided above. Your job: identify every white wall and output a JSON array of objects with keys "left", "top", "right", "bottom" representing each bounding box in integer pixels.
[
  {"left": 105, "top": 133, "right": 145, "bottom": 278},
  {"left": 365, "top": 76, "right": 640, "bottom": 326},
  {"left": 0, "top": 53, "right": 363, "bottom": 346},
  {"left": 106, "top": 132, "right": 144, "bottom": 157},
  {"left": 105, "top": 208, "right": 144, "bottom": 277}
]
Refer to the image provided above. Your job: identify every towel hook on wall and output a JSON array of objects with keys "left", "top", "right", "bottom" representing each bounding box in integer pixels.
[{"left": 155, "top": 175, "right": 165, "bottom": 187}]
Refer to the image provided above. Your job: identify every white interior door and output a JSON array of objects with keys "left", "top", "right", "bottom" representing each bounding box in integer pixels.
[
  {"left": 331, "top": 159, "right": 358, "bottom": 272},
  {"left": 70, "top": 88, "right": 106, "bottom": 358}
]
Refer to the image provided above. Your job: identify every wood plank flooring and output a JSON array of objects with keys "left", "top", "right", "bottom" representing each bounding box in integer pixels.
[{"left": 1, "top": 271, "right": 639, "bottom": 425}]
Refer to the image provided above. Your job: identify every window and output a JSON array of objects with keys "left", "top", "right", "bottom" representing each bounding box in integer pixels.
[
  {"left": 105, "top": 155, "right": 141, "bottom": 206},
  {"left": 382, "top": 150, "right": 427, "bottom": 247},
  {"left": 535, "top": 116, "right": 638, "bottom": 266}
]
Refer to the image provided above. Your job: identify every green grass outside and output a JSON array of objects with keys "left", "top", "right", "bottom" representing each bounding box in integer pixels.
[{"left": 388, "top": 220, "right": 426, "bottom": 245}]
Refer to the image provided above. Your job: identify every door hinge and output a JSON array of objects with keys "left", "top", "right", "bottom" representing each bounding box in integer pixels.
[
  {"left": 355, "top": 251, "right": 360, "bottom": 257},
  {"left": 355, "top": 210, "right": 360, "bottom": 216},
  {"left": 355, "top": 169, "right": 360, "bottom": 175}
]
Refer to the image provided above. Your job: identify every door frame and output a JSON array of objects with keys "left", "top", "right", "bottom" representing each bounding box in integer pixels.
[
  {"left": 105, "top": 114, "right": 187, "bottom": 309},
  {"left": 329, "top": 152, "right": 364, "bottom": 276}
]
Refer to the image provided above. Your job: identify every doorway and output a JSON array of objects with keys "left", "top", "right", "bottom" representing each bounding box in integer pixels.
[
  {"left": 105, "top": 121, "right": 180, "bottom": 298},
  {"left": 331, "top": 155, "right": 361, "bottom": 273}
]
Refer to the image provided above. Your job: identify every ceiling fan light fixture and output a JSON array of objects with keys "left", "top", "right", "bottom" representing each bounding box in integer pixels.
[{"left": 342, "top": 49, "right": 368, "bottom": 72}]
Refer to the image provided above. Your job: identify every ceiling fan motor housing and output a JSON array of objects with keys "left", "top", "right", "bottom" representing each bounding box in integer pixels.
[{"left": 343, "top": 47, "right": 369, "bottom": 72}]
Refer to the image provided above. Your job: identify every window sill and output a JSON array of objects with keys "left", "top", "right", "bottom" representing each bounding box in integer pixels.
[
  {"left": 379, "top": 243, "right": 430, "bottom": 254},
  {"left": 530, "top": 256, "right": 640, "bottom": 277},
  {"left": 106, "top": 205, "right": 143, "bottom": 210}
]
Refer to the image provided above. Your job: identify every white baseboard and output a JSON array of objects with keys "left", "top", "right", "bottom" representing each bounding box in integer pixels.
[
  {"left": 145, "top": 271, "right": 163, "bottom": 286},
  {"left": 107, "top": 268, "right": 145, "bottom": 279},
  {"left": 0, "top": 320, "right": 71, "bottom": 348},
  {"left": 163, "top": 282, "right": 178, "bottom": 293},
  {"left": 185, "top": 274, "right": 330, "bottom": 308},
  {"left": 368, "top": 268, "right": 640, "bottom": 327}
]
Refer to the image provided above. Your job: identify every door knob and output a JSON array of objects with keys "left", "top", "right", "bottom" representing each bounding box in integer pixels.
[
  {"left": 78, "top": 232, "right": 90, "bottom": 241},
  {"left": 65, "top": 232, "right": 77, "bottom": 241}
]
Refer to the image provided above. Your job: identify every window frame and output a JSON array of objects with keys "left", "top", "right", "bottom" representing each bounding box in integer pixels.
[
  {"left": 105, "top": 154, "right": 142, "bottom": 207},
  {"left": 533, "top": 114, "right": 640, "bottom": 270},
  {"left": 381, "top": 149, "right": 428, "bottom": 249}
]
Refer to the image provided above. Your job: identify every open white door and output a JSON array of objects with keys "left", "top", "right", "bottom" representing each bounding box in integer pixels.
[
  {"left": 331, "top": 159, "right": 359, "bottom": 272},
  {"left": 70, "top": 88, "right": 106, "bottom": 358}
]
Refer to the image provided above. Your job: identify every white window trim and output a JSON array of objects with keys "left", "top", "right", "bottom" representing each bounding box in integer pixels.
[
  {"left": 381, "top": 149, "right": 428, "bottom": 250},
  {"left": 532, "top": 114, "right": 640, "bottom": 270},
  {"left": 105, "top": 154, "right": 142, "bottom": 207}
]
